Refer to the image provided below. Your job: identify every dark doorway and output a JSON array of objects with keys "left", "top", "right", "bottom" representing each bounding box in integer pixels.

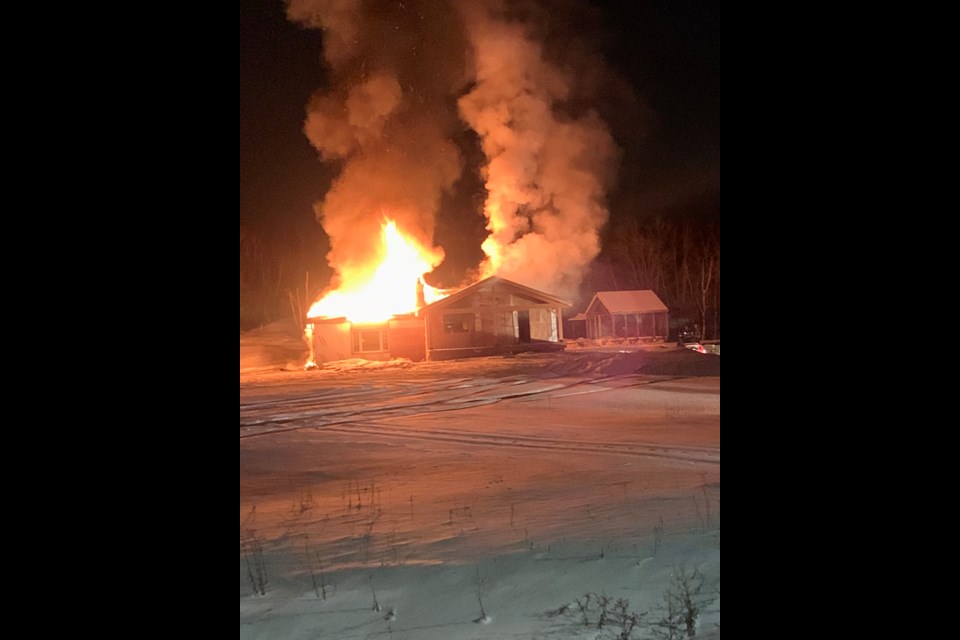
[{"left": 518, "top": 310, "right": 531, "bottom": 343}]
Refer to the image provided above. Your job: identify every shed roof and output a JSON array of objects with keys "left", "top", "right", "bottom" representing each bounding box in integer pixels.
[{"left": 585, "top": 290, "right": 668, "bottom": 315}]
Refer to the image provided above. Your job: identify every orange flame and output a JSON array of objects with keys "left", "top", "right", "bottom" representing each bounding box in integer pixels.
[
  {"left": 307, "top": 219, "right": 447, "bottom": 324},
  {"left": 303, "top": 323, "right": 317, "bottom": 369}
]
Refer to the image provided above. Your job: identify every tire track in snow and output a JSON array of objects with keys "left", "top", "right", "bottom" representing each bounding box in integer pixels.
[
  {"left": 239, "top": 372, "right": 690, "bottom": 432},
  {"left": 340, "top": 422, "right": 719, "bottom": 455},
  {"left": 239, "top": 379, "right": 475, "bottom": 411},
  {"left": 238, "top": 351, "right": 640, "bottom": 417},
  {"left": 240, "top": 380, "right": 718, "bottom": 464},
  {"left": 240, "top": 372, "right": 719, "bottom": 466},
  {"left": 318, "top": 421, "right": 719, "bottom": 465},
  {"left": 239, "top": 378, "right": 590, "bottom": 433},
  {"left": 239, "top": 377, "right": 544, "bottom": 424}
]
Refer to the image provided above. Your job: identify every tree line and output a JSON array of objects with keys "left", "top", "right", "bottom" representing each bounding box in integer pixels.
[{"left": 240, "top": 225, "right": 330, "bottom": 331}]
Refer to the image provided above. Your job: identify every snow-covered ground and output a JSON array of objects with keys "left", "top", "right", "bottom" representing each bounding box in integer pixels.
[{"left": 240, "top": 328, "right": 720, "bottom": 639}]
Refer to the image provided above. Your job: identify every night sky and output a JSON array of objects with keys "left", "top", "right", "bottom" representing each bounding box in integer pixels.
[{"left": 240, "top": 0, "right": 719, "bottom": 288}]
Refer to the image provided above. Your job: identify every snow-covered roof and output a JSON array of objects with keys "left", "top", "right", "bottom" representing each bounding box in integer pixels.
[{"left": 585, "top": 290, "right": 668, "bottom": 315}]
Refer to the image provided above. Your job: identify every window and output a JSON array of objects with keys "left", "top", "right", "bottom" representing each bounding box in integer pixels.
[
  {"left": 351, "top": 327, "right": 388, "bottom": 353},
  {"left": 443, "top": 313, "right": 474, "bottom": 333}
]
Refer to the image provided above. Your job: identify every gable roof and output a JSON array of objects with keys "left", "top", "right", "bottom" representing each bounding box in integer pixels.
[
  {"left": 585, "top": 290, "right": 668, "bottom": 315},
  {"left": 418, "top": 275, "right": 572, "bottom": 314}
]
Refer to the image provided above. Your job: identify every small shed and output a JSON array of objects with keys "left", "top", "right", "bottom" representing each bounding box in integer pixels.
[
  {"left": 582, "top": 290, "right": 668, "bottom": 340},
  {"left": 418, "top": 276, "right": 572, "bottom": 361}
]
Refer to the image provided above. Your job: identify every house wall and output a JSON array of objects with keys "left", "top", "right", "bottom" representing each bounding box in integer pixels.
[
  {"left": 425, "top": 306, "right": 565, "bottom": 358},
  {"left": 310, "top": 321, "right": 352, "bottom": 362},
  {"left": 480, "top": 310, "right": 515, "bottom": 344},
  {"left": 428, "top": 310, "right": 513, "bottom": 350},
  {"left": 427, "top": 312, "right": 468, "bottom": 348},
  {"left": 583, "top": 311, "right": 669, "bottom": 339},
  {"left": 347, "top": 323, "right": 391, "bottom": 361},
  {"left": 388, "top": 317, "right": 426, "bottom": 361},
  {"left": 311, "top": 320, "right": 421, "bottom": 362},
  {"left": 529, "top": 308, "right": 558, "bottom": 341}
]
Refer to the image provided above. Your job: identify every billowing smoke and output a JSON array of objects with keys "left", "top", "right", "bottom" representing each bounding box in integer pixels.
[
  {"left": 457, "top": 0, "right": 619, "bottom": 300},
  {"left": 288, "top": 0, "right": 619, "bottom": 301},
  {"left": 287, "top": 0, "right": 469, "bottom": 291}
]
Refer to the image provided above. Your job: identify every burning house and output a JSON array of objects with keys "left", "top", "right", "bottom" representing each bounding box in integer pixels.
[
  {"left": 291, "top": 2, "right": 621, "bottom": 368},
  {"left": 306, "top": 275, "right": 571, "bottom": 364}
]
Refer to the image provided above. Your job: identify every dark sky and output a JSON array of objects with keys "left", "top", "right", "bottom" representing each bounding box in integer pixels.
[{"left": 240, "top": 0, "right": 719, "bottom": 285}]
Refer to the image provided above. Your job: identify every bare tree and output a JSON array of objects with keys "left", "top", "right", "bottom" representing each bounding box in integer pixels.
[
  {"left": 691, "top": 226, "right": 719, "bottom": 340},
  {"left": 602, "top": 217, "right": 719, "bottom": 340},
  {"left": 241, "top": 225, "right": 328, "bottom": 331},
  {"left": 652, "top": 564, "right": 707, "bottom": 638},
  {"left": 676, "top": 222, "right": 720, "bottom": 340}
]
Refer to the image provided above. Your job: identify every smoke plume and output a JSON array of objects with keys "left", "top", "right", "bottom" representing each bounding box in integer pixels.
[
  {"left": 289, "top": 0, "right": 619, "bottom": 301},
  {"left": 287, "top": 0, "right": 469, "bottom": 291},
  {"left": 457, "top": 0, "right": 618, "bottom": 299}
]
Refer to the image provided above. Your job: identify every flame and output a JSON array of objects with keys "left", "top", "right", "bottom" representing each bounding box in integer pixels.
[
  {"left": 307, "top": 219, "right": 446, "bottom": 324},
  {"left": 303, "top": 323, "right": 317, "bottom": 369},
  {"left": 477, "top": 200, "right": 510, "bottom": 279},
  {"left": 421, "top": 282, "right": 446, "bottom": 305}
]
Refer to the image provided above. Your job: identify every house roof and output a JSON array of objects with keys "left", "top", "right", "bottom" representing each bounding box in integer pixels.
[
  {"left": 418, "top": 275, "right": 572, "bottom": 314},
  {"left": 585, "top": 290, "right": 668, "bottom": 315}
]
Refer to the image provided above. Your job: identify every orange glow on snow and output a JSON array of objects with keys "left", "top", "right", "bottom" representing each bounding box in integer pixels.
[{"left": 307, "top": 219, "right": 447, "bottom": 324}]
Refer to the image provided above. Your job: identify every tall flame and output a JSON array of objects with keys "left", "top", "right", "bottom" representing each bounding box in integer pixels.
[{"left": 307, "top": 219, "right": 446, "bottom": 324}]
